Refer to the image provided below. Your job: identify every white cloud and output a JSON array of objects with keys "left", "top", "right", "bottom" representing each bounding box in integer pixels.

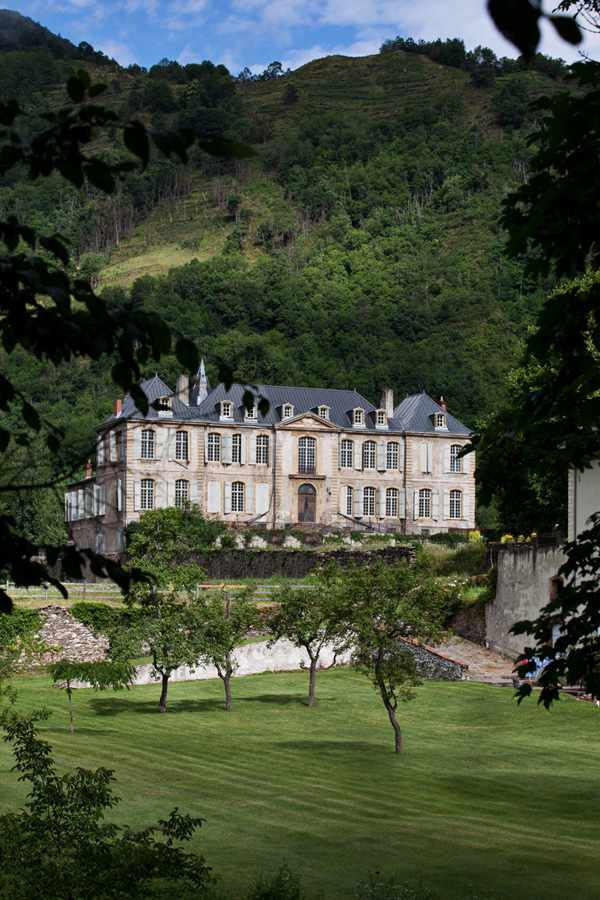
[{"left": 97, "top": 38, "right": 139, "bottom": 65}]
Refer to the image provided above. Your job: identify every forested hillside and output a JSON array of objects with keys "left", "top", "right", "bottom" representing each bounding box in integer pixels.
[{"left": 0, "top": 11, "right": 569, "bottom": 535}]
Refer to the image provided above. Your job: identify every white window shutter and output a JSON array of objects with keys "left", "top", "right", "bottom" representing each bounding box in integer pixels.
[
  {"left": 155, "top": 481, "right": 164, "bottom": 508},
  {"left": 167, "top": 479, "right": 175, "bottom": 506},
  {"left": 168, "top": 431, "right": 175, "bottom": 460},
  {"left": 96, "top": 435, "right": 105, "bottom": 467},
  {"left": 463, "top": 489, "right": 470, "bottom": 521},
  {"left": 222, "top": 432, "right": 232, "bottom": 464},
  {"left": 187, "top": 432, "right": 192, "bottom": 463},
  {"left": 443, "top": 490, "right": 450, "bottom": 519},
  {"left": 117, "top": 479, "right": 123, "bottom": 512},
  {"left": 155, "top": 431, "right": 165, "bottom": 460},
  {"left": 91, "top": 487, "right": 98, "bottom": 517},
  {"left": 419, "top": 443, "right": 428, "bottom": 473},
  {"left": 462, "top": 450, "right": 471, "bottom": 474},
  {"left": 70, "top": 491, "right": 77, "bottom": 521},
  {"left": 110, "top": 432, "right": 117, "bottom": 462},
  {"left": 240, "top": 434, "right": 247, "bottom": 464},
  {"left": 99, "top": 484, "right": 105, "bottom": 516},
  {"left": 377, "top": 440, "right": 386, "bottom": 470},
  {"left": 64, "top": 494, "right": 70, "bottom": 522},
  {"left": 399, "top": 488, "right": 406, "bottom": 519},
  {"left": 224, "top": 482, "right": 232, "bottom": 513},
  {"left": 78, "top": 489, "right": 85, "bottom": 520},
  {"left": 204, "top": 431, "right": 209, "bottom": 463},
  {"left": 246, "top": 485, "right": 254, "bottom": 514},
  {"left": 413, "top": 489, "right": 419, "bottom": 520},
  {"left": 398, "top": 443, "right": 404, "bottom": 472},
  {"left": 432, "top": 490, "right": 439, "bottom": 521},
  {"left": 444, "top": 446, "right": 450, "bottom": 473},
  {"left": 427, "top": 442, "right": 433, "bottom": 473},
  {"left": 354, "top": 486, "right": 363, "bottom": 517},
  {"left": 377, "top": 487, "right": 385, "bottom": 518},
  {"left": 190, "top": 481, "right": 198, "bottom": 504},
  {"left": 133, "top": 429, "right": 141, "bottom": 460},
  {"left": 207, "top": 481, "right": 221, "bottom": 513},
  {"left": 256, "top": 483, "right": 269, "bottom": 514},
  {"left": 134, "top": 481, "right": 141, "bottom": 511},
  {"left": 338, "top": 436, "right": 342, "bottom": 469},
  {"left": 248, "top": 438, "right": 256, "bottom": 465},
  {"left": 354, "top": 440, "right": 362, "bottom": 470}
]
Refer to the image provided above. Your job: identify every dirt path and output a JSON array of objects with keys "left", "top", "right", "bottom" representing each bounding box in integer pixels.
[{"left": 435, "top": 635, "right": 516, "bottom": 684}]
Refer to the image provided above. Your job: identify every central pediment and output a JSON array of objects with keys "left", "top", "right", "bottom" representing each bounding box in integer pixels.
[{"left": 276, "top": 412, "right": 341, "bottom": 431}]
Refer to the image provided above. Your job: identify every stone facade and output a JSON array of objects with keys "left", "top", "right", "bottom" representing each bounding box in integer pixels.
[{"left": 66, "top": 374, "right": 476, "bottom": 557}]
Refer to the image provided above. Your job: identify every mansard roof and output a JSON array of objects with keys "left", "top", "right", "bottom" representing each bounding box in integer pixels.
[
  {"left": 393, "top": 391, "right": 471, "bottom": 436},
  {"left": 197, "top": 383, "right": 407, "bottom": 433},
  {"left": 99, "top": 375, "right": 205, "bottom": 426}
]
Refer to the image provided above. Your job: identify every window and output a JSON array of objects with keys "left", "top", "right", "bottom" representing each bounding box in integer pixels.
[
  {"left": 221, "top": 401, "right": 233, "bottom": 418},
  {"left": 450, "top": 444, "right": 462, "bottom": 473},
  {"left": 232, "top": 433, "right": 242, "bottom": 464},
  {"left": 363, "top": 440, "right": 376, "bottom": 469},
  {"left": 419, "top": 488, "right": 431, "bottom": 518},
  {"left": 435, "top": 413, "right": 446, "bottom": 428},
  {"left": 340, "top": 439, "right": 353, "bottom": 468},
  {"left": 207, "top": 433, "right": 221, "bottom": 462},
  {"left": 354, "top": 409, "right": 364, "bottom": 425},
  {"left": 282, "top": 404, "right": 293, "bottom": 419},
  {"left": 157, "top": 396, "right": 171, "bottom": 411},
  {"left": 345, "top": 485, "right": 353, "bottom": 516},
  {"left": 387, "top": 441, "right": 399, "bottom": 470},
  {"left": 319, "top": 406, "right": 330, "bottom": 420},
  {"left": 256, "top": 434, "right": 269, "bottom": 465},
  {"left": 377, "top": 410, "right": 387, "bottom": 426},
  {"left": 232, "top": 481, "right": 245, "bottom": 512},
  {"left": 141, "top": 479, "right": 154, "bottom": 510},
  {"left": 175, "top": 430, "right": 189, "bottom": 461},
  {"left": 141, "top": 430, "right": 155, "bottom": 460},
  {"left": 449, "top": 490, "right": 462, "bottom": 519},
  {"left": 175, "top": 479, "right": 189, "bottom": 507},
  {"left": 298, "top": 436, "right": 316, "bottom": 475},
  {"left": 386, "top": 488, "right": 398, "bottom": 517},
  {"left": 246, "top": 404, "right": 257, "bottom": 419},
  {"left": 363, "top": 486, "right": 376, "bottom": 516}
]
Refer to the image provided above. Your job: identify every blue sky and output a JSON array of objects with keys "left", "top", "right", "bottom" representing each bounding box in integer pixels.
[{"left": 6, "top": 0, "right": 600, "bottom": 75}]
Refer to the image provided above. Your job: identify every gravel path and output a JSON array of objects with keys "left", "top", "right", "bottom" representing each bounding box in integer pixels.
[{"left": 434, "top": 635, "right": 516, "bottom": 684}]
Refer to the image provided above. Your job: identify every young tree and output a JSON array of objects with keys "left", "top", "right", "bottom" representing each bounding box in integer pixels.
[
  {"left": 268, "top": 577, "right": 346, "bottom": 708},
  {"left": 0, "top": 716, "right": 211, "bottom": 899},
  {"left": 336, "top": 561, "right": 449, "bottom": 755},
  {"left": 49, "top": 659, "right": 136, "bottom": 732},
  {"left": 197, "top": 588, "right": 258, "bottom": 710}
]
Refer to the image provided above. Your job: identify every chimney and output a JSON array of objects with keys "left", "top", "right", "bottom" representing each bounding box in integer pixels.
[
  {"left": 85, "top": 459, "right": 92, "bottom": 478},
  {"left": 439, "top": 396, "right": 447, "bottom": 411},
  {"left": 113, "top": 398, "right": 122, "bottom": 417},
  {"left": 380, "top": 388, "right": 394, "bottom": 418},
  {"left": 176, "top": 374, "right": 190, "bottom": 406}
]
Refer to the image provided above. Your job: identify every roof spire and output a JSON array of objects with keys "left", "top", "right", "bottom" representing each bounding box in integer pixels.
[{"left": 192, "top": 359, "right": 211, "bottom": 406}]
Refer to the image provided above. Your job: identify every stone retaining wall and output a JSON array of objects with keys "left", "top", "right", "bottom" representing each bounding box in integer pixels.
[{"left": 32, "top": 607, "right": 108, "bottom": 667}]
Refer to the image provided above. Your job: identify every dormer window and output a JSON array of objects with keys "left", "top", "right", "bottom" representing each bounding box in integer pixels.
[
  {"left": 221, "top": 401, "right": 233, "bottom": 419},
  {"left": 376, "top": 409, "right": 387, "bottom": 427},
  {"left": 157, "top": 396, "right": 172, "bottom": 416},
  {"left": 246, "top": 404, "right": 258, "bottom": 420},
  {"left": 282, "top": 404, "right": 294, "bottom": 419},
  {"left": 353, "top": 409, "right": 364, "bottom": 426},
  {"left": 318, "top": 406, "right": 330, "bottom": 421},
  {"left": 435, "top": 413, "right": 446, "bottom": 428}
]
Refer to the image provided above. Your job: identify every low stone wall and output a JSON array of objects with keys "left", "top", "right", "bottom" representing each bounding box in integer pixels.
[
  {"left": 189, "top": 545, "right": 415, "bottom": 579},
  {"left": 407, "top": 641, "right": 468, "bottom": 681},
  {"left": 32, "top": 607, "right": 108, "bottom": 667}
]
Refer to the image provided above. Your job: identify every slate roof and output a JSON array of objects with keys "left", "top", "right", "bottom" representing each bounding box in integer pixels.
[
  {"left": 197, "top": 383, "right": 407, "bottom": 432},
  {"left": 393, "top": 392, "right": 471, "bottom": 436},
  {"left": 99, "top": 375, "right": 206, "bottom": 426}
]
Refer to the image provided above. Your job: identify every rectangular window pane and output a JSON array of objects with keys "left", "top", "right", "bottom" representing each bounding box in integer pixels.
[
  {"left": 386, "top": 442, "right": 398, "bottom": 469},
  {"left": 208, "top": 433, "right": 221, "bottom": 462},
  {"left": 450, "top": 445, "right": 462, "bottom": 473},
  {"left": 386, "top": 488, "right": 398, "bottom": 517},
  {"left": 450, "top": 490, "right": 461, "bottom": 519},
  {"left": 232, "top": 482, "right": 244, "bottom": 512},
  {"left": 232, "top": 434, "right": 242, "bottom": 464},
  {"left": 345, "top": 486, "right": 353, "bottom": 516},
  {"left": 256, "top": 435, "right": 269, "bottom": 465},
  {"left": 175, "top": 431, "right": 189, "bottom": 461},
  {"left": 175, "top": 480, "right": 189, "bottom": 507},
  {"left": 364, "top": 487, "right": 375, "bottom": 516},
  {"left": 363, "top": 442, "right": 376, "bottom": 469},
  {"left": 341, "top": 440, "right": 353, "bottom": 468},
  {"left": 141, "top": 479, "right": 154, "bottom": 510},
  {"left": 141, "top": 430, "right": 154, "bottom": 459},
  {"left": 419, "top": 490, "right": 431, "bottom": 518}
]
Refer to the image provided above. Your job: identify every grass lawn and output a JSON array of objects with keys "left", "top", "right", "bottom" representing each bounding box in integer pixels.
[{"left": 1, "top": 669, "right": 598, "bottom": 899}]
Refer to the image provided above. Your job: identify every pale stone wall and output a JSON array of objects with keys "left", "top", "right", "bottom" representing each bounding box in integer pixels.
[
  {"left": 485, "top": 542, "right": 566, "bottom": 659},
  {"left": 569, "top": 463, "right": 600, "bottom": 542}
]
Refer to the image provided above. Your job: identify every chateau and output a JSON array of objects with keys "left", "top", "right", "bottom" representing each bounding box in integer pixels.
[{"left": 65, "top": 365, "right": 476, "bottom": 556}]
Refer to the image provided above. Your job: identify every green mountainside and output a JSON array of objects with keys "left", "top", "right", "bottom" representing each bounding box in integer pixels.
[{"left": 0, "top": 12, "right": 566, "bottom": 534}]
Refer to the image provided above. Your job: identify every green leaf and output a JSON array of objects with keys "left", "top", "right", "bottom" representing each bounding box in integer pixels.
[
  {"left": 549, "top": 14, "right": 582, "bottom": 44},
  {"left": 46, "top": 434, "right": 61, "bottom": 453},
  {"left": 38, "top": 235, "right": 70, "bottom": 266},
  {"left": 487, "top": 0, "right": 541, "bottom": 57},
  {"left": 217, "top": 361, "right": 234, "bottom": 389},
  {"left": 76, "top": 69, "right": 92, "bottom": 89},
  {"left": 0, "top": 374, "right": 15, "bottom": 405},
  {"left": 123, "top": 123, "right": 150, "bottom": 169},
  {"left": 84, "top": 163, "right": 116, "bottom": 194},
  {"left": 175, "top": 339, "right": 199, "bottom": 373},
  {"left": 88, "top": 83, "right": 108, "bottom": 98},
  {"left": 21, "top": 401, "right": 41, "bottom": 432},
  {"left": 0, "top": 427, "right": 10, "bottom": 452},
  {"left": 197, "top": 136, "right": 256, "bottom": 159},
  {"left": 66, "top": 76, "right": 85, "bottom": 103}
]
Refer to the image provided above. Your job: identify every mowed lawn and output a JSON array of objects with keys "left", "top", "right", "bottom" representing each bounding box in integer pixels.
[{"left": 1, "top": 669, "right": 599, "bottom": 900}]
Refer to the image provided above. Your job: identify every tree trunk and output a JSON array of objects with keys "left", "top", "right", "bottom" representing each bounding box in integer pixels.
[
  {"left": 159, "top": 673, "right": 169, "bottom": 713},
  {"left": 379, "top": 681, "right": 402, "bottom": 754},
  {"left": 67, "top": 681, "right": 73, "bottom": 733},
  {"left": 223, "top": 672, "right": 232, "bottom": 711},
  {"left": 308, "top": 657, "right": 317, "bottom": 708}
]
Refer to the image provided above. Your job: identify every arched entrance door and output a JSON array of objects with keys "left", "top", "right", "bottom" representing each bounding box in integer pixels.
[{"left": 298, "top": 483, "right": 316, "bottom": 523}]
